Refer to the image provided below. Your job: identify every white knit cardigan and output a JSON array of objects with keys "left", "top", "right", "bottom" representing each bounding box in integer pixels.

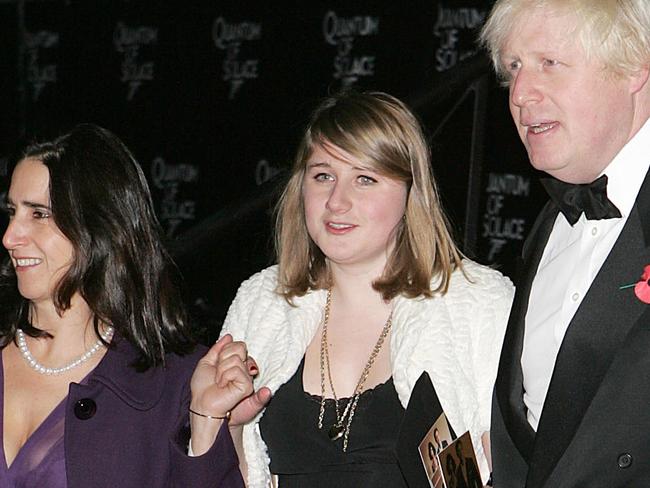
[{"left": 221, "top": 260, "right": 514, "bottom": 487}]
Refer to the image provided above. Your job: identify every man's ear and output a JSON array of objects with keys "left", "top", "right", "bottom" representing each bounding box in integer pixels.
[{"left": 629, "top": 66, "right": 650, "bottom": 94}]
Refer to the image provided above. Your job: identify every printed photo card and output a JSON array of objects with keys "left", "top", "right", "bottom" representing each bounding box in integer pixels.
[{"left": 419, "top": 414, "right": 483, "bottom": 488}]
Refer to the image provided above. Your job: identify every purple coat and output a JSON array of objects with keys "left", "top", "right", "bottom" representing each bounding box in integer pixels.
[{"left": 63, "top": 336, "right": 244, "bottom": 487}]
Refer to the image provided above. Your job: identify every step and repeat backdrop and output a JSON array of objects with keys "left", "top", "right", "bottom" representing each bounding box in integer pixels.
[{"left": 0, "top": 0, "right": 547, "bottom": 340}]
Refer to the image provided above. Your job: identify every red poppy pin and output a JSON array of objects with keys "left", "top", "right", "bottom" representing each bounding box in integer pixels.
[{"left": 620, "top": 265, "right": 650, "bottom": 304}]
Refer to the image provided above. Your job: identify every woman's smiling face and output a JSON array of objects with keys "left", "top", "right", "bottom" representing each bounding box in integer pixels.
[
  {"left": 3, "top": 158, "right": 74, "bottom": 305},
  {"left": 302, "top": 142, "right": 407, "bottom": 274}
]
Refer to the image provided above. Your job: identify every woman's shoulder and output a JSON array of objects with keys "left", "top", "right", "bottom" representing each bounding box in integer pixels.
[
  {"left": 234, "top": 265, "right": 280, "bottom": 299},
  {"left": 446, "top": 259, "right": 514, "bottom": 299},
  {"left": 224, "top": 265, "right": 283, "bottom": 315},
  {"left": 231, "top": 265, "right": 326, "bottom": 313},
  {"left": 222, "top": 265, "right": 288, "bottom": 336}
]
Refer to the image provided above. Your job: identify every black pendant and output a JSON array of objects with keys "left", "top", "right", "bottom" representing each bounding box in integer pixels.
[{"left": 328, "top": 423, "right": 344, "bottom": 441}]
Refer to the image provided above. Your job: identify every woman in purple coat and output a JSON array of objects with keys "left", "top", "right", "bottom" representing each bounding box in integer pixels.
[{"left": 0, "top": 124, "right": 248, "bottom": 487}]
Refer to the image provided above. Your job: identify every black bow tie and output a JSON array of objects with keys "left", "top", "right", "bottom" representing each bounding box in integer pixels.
[{"left": 541, "top": 175, "right": 622, "bottom": 226}]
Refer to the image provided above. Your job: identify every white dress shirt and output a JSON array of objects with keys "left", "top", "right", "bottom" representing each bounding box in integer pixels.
[{"left": 522, "top": 119, "right": 650, "bottom": 430}]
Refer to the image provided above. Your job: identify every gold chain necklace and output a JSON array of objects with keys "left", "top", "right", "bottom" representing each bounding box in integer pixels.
[{"left": 318, "top": 288, "right": 393, "bottom": 452}]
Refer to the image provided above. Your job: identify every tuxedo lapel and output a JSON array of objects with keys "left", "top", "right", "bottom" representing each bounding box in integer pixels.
[
  {"left": 495, "top": 201, "right": 557, "bottom": 462},
  {"left": 526, "top": 170, "right": 650, "bottom": 488}
]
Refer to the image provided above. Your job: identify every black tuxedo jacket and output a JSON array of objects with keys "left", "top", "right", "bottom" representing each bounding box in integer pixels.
[{"left": 491, "top": 169, "right": 650, "bottom": 487}]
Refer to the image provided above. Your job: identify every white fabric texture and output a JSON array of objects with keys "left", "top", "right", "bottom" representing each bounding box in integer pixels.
[{"left": 221, "top": 260, "right": 513, "bottom": 487}]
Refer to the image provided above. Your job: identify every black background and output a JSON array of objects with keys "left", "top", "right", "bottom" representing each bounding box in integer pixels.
[{"left": 0, "top": 0, "right": 547, "bottom": 341}]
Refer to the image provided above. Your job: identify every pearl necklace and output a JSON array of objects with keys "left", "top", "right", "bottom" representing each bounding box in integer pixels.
[{"left": 16, "top": 326, "right": 114, "bottom": 375}]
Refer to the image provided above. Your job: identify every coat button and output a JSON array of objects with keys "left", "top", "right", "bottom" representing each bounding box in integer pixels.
[
  {"left": 617, "top": 453, "right": 633, "bottom": 469},
  {"left": 74, "top": 398, "right": 97, "bottom": 420}
]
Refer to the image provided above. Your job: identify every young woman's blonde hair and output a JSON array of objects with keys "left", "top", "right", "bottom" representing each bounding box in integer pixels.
[
  {"left": 480, "top": 0, "right": 650, "bottom": 79},
  {"left": 275, "top": 91, "right": 463, "bottom": 301}
]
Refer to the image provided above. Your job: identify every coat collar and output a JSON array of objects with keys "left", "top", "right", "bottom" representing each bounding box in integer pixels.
[{"left": 84, "top": 334, "right": 168, "bottom": 411}]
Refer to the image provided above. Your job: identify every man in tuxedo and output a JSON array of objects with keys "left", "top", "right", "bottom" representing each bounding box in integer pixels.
[{"left": 480, "top": 1, "right": 650, "bottom": 486}]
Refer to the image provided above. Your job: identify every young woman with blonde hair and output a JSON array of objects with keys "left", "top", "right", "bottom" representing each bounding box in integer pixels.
[{"left": 220, "top": 91, "right": 513, "bottom": 487}]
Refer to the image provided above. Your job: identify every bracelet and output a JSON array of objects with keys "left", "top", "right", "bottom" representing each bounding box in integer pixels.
[{"left": 189, "top": 407, "right": 231, "bottom": 421}]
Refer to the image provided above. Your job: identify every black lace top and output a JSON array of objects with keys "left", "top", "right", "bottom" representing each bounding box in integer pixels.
[{"left": 259, "top": 357, "right": 407, "bottom": 487}]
